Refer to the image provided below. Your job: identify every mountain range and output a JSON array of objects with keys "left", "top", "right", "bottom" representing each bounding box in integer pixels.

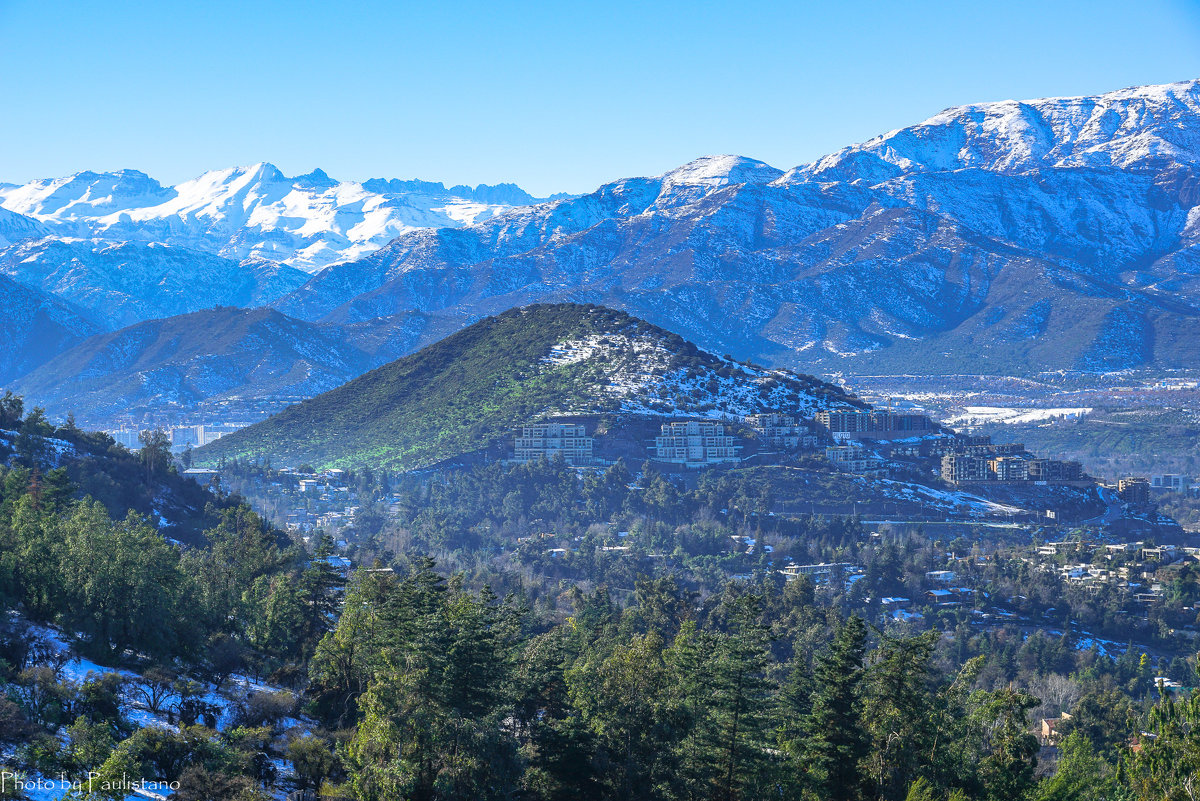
[
  {"left": 4, "top": 78, "right": 1200, "bottom": 423},
  {"left": 273, "top": 80, "right": 1200, "bottom": 375},
  {"left": 0, "top": 164, "right": 564, "bottom": 272}
]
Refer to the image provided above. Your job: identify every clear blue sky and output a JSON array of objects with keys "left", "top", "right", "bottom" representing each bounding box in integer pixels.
[{"left": 2, "top": 0, "right": 1200, "bottom": 197}]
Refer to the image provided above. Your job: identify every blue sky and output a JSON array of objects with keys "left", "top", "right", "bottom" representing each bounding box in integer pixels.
[{"left": 2, "top": 0, "right": 1199, "bottom": 196}]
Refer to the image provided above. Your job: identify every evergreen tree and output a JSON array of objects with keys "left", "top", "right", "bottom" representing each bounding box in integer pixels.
[
  {"left": 343, "top": 563, "right": 522, "bottom": 801},
  {"left": 1033, "top": 732, "right": 1117, "bottom": 801},
  {"left": 707, "top": 595, "right": 774, "bottom": 801},
  {"left": 802, "top": 615, "right": 870, "bottom": 801},
  {"left": 866, "top": 630, "right": 940, "bottom": 801},
  {"left": 298, "top": 533, "right": 345, "bottom": 650}
]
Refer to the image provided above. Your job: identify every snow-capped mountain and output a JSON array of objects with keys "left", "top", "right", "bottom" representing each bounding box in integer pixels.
[
  {"left": 0, "top": 238, "right": 310, "bottom": 329},
  {"left": 7, "top": 78, "right": 1200, "bottom": 425},
  {"left": 0, "top": 164, "right": 558, "bottom": 273},
  {"left": 0, "top": 207, "right": 49, "bottom": 248},
  {"left": 797, "top": 79, "right": 1200, "bottom": 181},
  {"left": 273, "top": 79, "right": 1200, "bottom": 375}
]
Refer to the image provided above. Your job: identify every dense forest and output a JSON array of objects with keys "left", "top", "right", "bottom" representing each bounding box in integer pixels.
[{"left": 0, "top": 398, "right": 1199, "bottom": 800}]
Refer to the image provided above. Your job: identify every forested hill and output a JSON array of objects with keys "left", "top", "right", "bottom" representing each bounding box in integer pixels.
[
  {"left": 198, "top": 303, "right": 860, "bottom": 470},
  {"left": 0, "top": 391, "right": 257, "bottom": 544}
]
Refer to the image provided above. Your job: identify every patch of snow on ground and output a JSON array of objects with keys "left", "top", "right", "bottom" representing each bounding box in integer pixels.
[
  {"left": 543, "top": 334, "right": 835, "bottom": 418},
  {"left": 945, "top": 406, "right": 1092, "bottom": 426}
]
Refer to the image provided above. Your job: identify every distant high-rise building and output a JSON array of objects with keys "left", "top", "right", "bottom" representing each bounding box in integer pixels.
[
  {"left": 989, "top": 456, "right": 1029, "bottom": 482},
  {"left": 111, "top": 429, "right": 142, "bottom": 449},
  {"left": 816, "top": 408, "right": 935, "bottom": 441},
  {"left": 941, "top": 453, "right": 989, "bottom": 483},
  {"left": 1028, "top": 459, "right": 1083, "bottom": 482}
]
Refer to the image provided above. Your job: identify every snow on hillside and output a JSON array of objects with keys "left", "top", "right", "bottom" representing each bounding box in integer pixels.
[
  {"left": 0, "top": 237, "right": 310, "bottom": 328},
  {"left": 543, "top": 333, "right": 837, "bottom": 417},
  {"left": 0, "top": 164, "right": 555, "bottom": 272},
  {"left": 945, "top": 406, "right": 1093, "bottom": 426},
  {"left": 8, "top": 617, "right": 306, "bottom": 801},
  {"left": 795, "top": 79, "right": 1200, "bottom": 181}
]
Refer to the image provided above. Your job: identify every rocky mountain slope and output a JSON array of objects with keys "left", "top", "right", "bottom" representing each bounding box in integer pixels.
[
  {"left": 0, "top": 238, "right": 310, "bottom": 329},
  {"left": 0, "top": 206, "right": 49, "bottom": 247},
  {"left": 198, "top": 304, "right": 857, "bottom": 470},
  {"left": 274, "top": 80, "right": 1200, "bottom": 375},
  {"left": 0, "top": 164, "right": 558, "bottom": 273},
  {"left": 7, "top": 307, "right": 394, "bottom": 423},
  {"left": 0, "top": 274, "right": 100, "bottom": 383}
]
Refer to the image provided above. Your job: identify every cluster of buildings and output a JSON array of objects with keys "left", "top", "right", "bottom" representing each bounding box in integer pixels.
[
  {"left": 506, "top": 406, "right": 1109, "bottom": 509},
  {"left": 778, "top": 561, "right": 861, "bottom": 584},
  {"left": 108, "top": 423, "right": 245, "bottom": 451},
  {"left": 940, "top": 442, "right": 1084, "bottom": 485},
  {"left": 509, "top": 413, "right": 823, "bottom": 469},
  {"left": 1026, "top": 539, "right": 1200, "bottom": 605},
  {"left": 225, "top": 467, "right": 366, "bottom": 536},
  {"left": 816, "top": 408, "right": 936, "bottom": 441},
  {"left": 1108, "top": 475, "right": 1197, "bottom": 506}
]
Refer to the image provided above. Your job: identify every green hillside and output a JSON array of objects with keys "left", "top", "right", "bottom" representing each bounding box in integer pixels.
[{"left": 197, "top": 303, "right": 854, "bottom": 470}]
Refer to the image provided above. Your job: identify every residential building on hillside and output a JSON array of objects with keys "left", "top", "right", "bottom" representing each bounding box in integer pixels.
[
  {"left": 1028, "top": 458, "right": 1084, "bottom": 482},
  {"left": 826, "top": 444, "right": 874, "bottom": 473},
  {"left": 941, "top": 453, "right": 990, "bottom": 483},
  {"left": 653, "top": 420, "right": 742, "bottom": 467},
  {"left": 942, "top": 450, "right": 1082, "bottom": 485},
  {"left": 778, "top": 562, "right": 861, "bottom": 585},
  {"left": 989, "top": 456, "right": 1029, "bottom": 482},
  {"left": 1151, "top": 474, "right": 1190, "bottom": 492},
  {"left": 965, "top": 442, "right": 1025, "bottom": 456},
  {"left": 1118, "top": 477, "right": 1151, "bottom": 505},
  {"left": 816, "top": 408, "right": 935, "bottom": 441},
  {"left": 745, "top": 413, "right": 818, "bottom": 449},
  {"left": 513, "top": 422, "right": 595, "bottom": 466}
]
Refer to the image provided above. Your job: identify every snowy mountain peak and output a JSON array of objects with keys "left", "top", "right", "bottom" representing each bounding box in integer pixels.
[
  {"left": 796, "top": 78, "right": 1200, "bottom": 182},
  {"left": 661, "top": 155, "right": 784, "bottom": 188},
  {"left": 0, "top": 169, "right": 175, "bottom": 220},
  {"left": 293, "top": 168, "right": 337, "bottom": 190},
  {"left": 0, "top": 165, "right": 556, "bottom": 272},
  {"left": 241, "top": 161, "right": 287, "bottom": 183}
]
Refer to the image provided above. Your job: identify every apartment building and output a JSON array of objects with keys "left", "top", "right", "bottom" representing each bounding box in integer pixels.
[
  {"left": 513, "top": 422, "right": 595, "bottom": 466},
  {"left": 745, "top": 413, "right": 817, "bottom": 449},
  {"left": 653, "top": 420, "right": 742, "bottom": 467}
]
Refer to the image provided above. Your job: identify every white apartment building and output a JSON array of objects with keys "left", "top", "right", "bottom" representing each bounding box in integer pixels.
[
  {"left": 514, "top": 422, "right": 595, "bottom": 465},
  {"left": 653, "top": 420, "right": 742, "bottom": 467}
]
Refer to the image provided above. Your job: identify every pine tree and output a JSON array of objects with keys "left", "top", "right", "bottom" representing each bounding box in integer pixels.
[
  {"left": 665, "top": 621, "right": 720, "bottom": 801},
  {"left": 299, "top": 533, "right": 345, "bottom": 650},
  {"left": 707, "top": 595, "right": 774, "bottom": 801},
  {"left": 866, "top": 630, "right": 940, "bottom": 801},
  {"left": 803, "top": 615, "right": 870, "bottom": 801}
]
